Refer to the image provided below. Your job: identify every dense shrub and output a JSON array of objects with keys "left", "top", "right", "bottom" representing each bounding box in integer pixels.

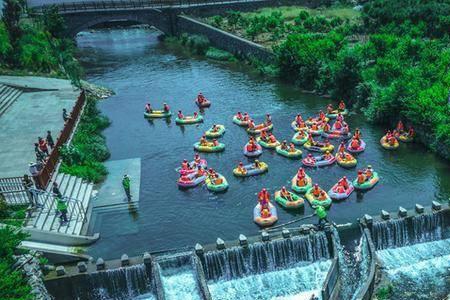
[
  {"left": 205, "top": 47, "right": 235, "bottom": 61},
  {"left": 60, "top": 96, "right": 110, "bottom": 183}
]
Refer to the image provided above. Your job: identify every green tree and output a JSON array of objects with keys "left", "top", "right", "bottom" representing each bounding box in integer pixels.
[
  {"left": 0, "top": 22, "right": 12, "bottom": 64},
  {"left": 41, "top": 5, "right": 67, "bottom": 38},
  {"left": 2, "top": 0, "right": 24, "bottom": 59}
]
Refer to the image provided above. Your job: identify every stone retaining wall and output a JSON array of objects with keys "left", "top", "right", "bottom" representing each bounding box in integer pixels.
[{"left": 176, "top": 15, "right": 275, "bottom": 63}]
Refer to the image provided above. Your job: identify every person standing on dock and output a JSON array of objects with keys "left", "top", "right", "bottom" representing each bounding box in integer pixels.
[
  {"left": 122, "top": 174, "right": 131, "bottom": 201},
  {"left": 55, "top": 195, "right": 68, "bottom": 224},
  {"left": 315, "top": 206, "right": 328, "bottom": 227}
]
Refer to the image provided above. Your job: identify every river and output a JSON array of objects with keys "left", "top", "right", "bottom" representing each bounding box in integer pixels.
[{"left": 75, "top": 27, "right": 450, "bottom": 259}]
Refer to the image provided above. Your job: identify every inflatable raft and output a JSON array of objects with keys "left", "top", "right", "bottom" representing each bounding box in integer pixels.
[
  {"left": 195, "top": 99, "right": 211, "bottom": 108},
  {"left": 321, "top": 130, "right": 351, "bottom": 140},
  {"left": 335, "top": 153, "right": 357, "bottom": 168},
  {"left": 353, "top": 172, "right": 379, "bottom": 190},
  {"left": 205, "top": 174, "right": 229, "bottom": 192},
  {"left": 233, "top": 162, "right": 268, "bottom": 177},
  {"left": 177, "top": 173, "right": 206, "bottom": 188},
  {"left": 328, "top": 182, "right": 354, "bottom": 201},
  {"left": 243, "top": 143, "right": 262, "bottom": 157},
  {"left": 305, "top": 188, "right": 332, "bottom": 208},
  {"left": 399, "top": 133, "right": 413, "bottom": 143},
  {"left": 247, "top": 123, "right": 273, "bottom": 135},
  {"left": 175, "top": 115, "right": 204, "bottom": 125},
  {"left": 178, "top": 159, "right": 207, "bottom": 175},
  {"left": 275, "top": 146, "right": 302, "bottom": 159},
  {"left": 291, "top": 174, "right": 313, "bottom": 193},
  {"left": 302, "top": 155, "right": 336, "bottom": 167},
  {"left": 205, "top": 125, "right": 225, "bottom": 138},
  {"left": 380, "top": 136, "right": 399, "bottom": 150},
  {"left": 193, "top": 142, "right": 225, "bottom": 153},
  {"left": 274, "top": 190, "right": 304, "bottom": 209},
  {"left": 307, "top": 126, "right": 324, "bottom": 136},
  {"left": 305, "top": 117, "right": 329, "bottom": 126},
  {"left": 347, "top": 139, "right": 366, "bottom": 153},
  {"left": 303, "top": 141, "right": 334, "bottom": 153},
  {"left": 256, "top": 137, "right": 280, "bottom": 149},
  {"left": 292, "top": 131, "right": 308, "bottom": 145},
  {"left": 326, "top": 109, "right": 348, "bottom": 119},
  {"left": 291, "top": 121, "right": 308, "bottom": 132},
  {"left": 232, "top": 116, "right": 250, "bottom": 127},
  {"left": 253, "top": 203, "right": 278, "bottom": 227},
  {"left": 144, "top": 110, "right": 172, "bottom": 118}
]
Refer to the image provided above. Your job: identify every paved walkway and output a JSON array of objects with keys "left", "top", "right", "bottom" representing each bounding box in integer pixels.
[{"left": 0, "top": 76, "right": 79, "bottom": 178}]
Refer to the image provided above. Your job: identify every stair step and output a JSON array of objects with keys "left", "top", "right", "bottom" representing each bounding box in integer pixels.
[{"left": 0, "top": 88, "right": 22, "bottom": 116}]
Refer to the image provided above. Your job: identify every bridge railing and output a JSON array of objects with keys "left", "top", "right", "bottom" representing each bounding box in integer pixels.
[{"left": 31, "top": 0, "right": 259, "bottom": 13}]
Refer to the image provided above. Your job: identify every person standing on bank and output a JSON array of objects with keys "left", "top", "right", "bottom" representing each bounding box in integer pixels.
[
  {"left": 62, "top": 108, "right": 71, "bottom": 122},
  {"left": 315, "top": 205, "right": 328, "bottom": 227},
  {"left": 122, "top": 175, "right": 131, "bottom": 201},
  {"left": 46, "top": 130, "right": 55, "bottom": 150}
]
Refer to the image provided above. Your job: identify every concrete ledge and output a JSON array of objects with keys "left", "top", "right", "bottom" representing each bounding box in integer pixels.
[{"left": 22, "top": 226, "right": 100, "bottom": 246}]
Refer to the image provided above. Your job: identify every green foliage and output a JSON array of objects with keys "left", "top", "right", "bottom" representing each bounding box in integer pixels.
[
  {"left": 205, "top": 47, "right": 235, "bottom": 61},
  {"left": 40, "top": 5, "right": 67, "bottom": 38},
  {"left": 0, "top": 22, "right": 12, "bottom": 63},
  {"left": 186, "top": 34, "right": 210, "bottom": 55},
  {"left": 376, "top": 284, "right": 393, "bottom": 300},
  {"left": 0, "top": 226, "right": 31, "bottom": 300},
  {"left": 60, "top": 96, "right": 110, "bottom": 183},
  {"left": 211, "top": 15, "right": 223, "bottom": 28},
  {"left": 2, "top": 0, "right": 24, "bottom": 52}
]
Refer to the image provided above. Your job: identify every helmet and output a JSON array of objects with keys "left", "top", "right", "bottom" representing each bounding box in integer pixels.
[
  {"left": 314, "top": 183, "right": 318, "bottom": 187},
  {"left": 255, "top": 159, "right": 259, "bottom": 163},
  {"left": 343, "top": 176, "right": 347, "bottom": 179},
  {"left": 262, "top": 188, "right": 267, "bottom": 192},
  {"left": 368, "top": 165, "right": 372, "bottom": 169},
  {"left": 358, "top": 170, "right": 362, "bottom": 174},
  {"left": 183, "top": 159, "right": 187, "bottom": 162},
  {"left": 326, "top": 151, "right": 330, "bottom": 154},
  {"left": 239, "top": 161, "right": 243, "bottom": 165}
]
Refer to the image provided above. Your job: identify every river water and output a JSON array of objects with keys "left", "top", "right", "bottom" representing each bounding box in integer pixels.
[{"left": 76, "top": 28, "right": 450, "bottom": 259}]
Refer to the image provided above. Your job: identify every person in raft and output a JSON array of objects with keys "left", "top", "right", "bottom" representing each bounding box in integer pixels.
[
  {"left": 306, "top": 153, "right": 316, "bottom": 164},
  {"left": 407, "top": 126, "right": 415, "bottom": 137},
  {"left": 364, "top": 165, "right": 373, "bottom": 179},
  {"left": 248, "top": 136, "right": 257, "bottom": 151},
  {"left": 177, "top": 110, "right": 184, "bottom": 119},
  {"left": 280, "top": 140, "right": 288, "bottom": 150},
  {"left": 197, "top": 92, "right": 206, "bottom": 104},
  {"left": 338, "top": 100, "right": 346, "bottom": 111},
  {"left": 211, "top": 124, "right": 218, "bottom": 132},
  {"left": 295, "top": 114, "right": 303, "bottom": 124},
  {"left": 388, "top": 134, "right": 397, "bottom": 146},
  {"left": 163, "top": 103, "right": 170, "bottom": 112},
  {"left": 237, "top": 161, "right": 246, "bottom": 174},
  {"left": 357, "top": 170, "right": 366, "bottom": 184},
  {"left": 199, "top": 135, "right": 208, "bottom": 146},
  {"left": 396, "top": 120, "right": 404, "bottom": 133},
  {"left": 334, "top": 119, "right": 343, "bottom": 130},
  {"left": 207, "top": 168, "right": 218, "bottom": 179},
  {"left": 248, "top": 119, "right": 255, "bottom": 130},
  {"left": 254, "top": 159, "right": 262, "bottom": 168},
  {"left": 243, "top": 112, "right": 250, "bottom": 121},
  {"left": 323, "top": 151, "right": 333, "bottom": 161},
  {"left": 260, "top": 130, "right": 268, "bottom": 141},
  {"left": 289, "top": 143, "right": 296, "bottom": 153},
  {"left": 195, "top": 166, "right": 205, "bottom": 178},
  {"left": 319, "top": 110, "right": 326, "bottom": 122},
  {"left": 350, "top": 137, "right": 361, "bottom": 150},
  {"left": 338, "top": 141, "right": 346, "bottom": 154},
  {"left": 307, "top": 134, "right": 317, "bottom": 146},
  {"left": 258, "top": 188, "right": 270, "bottom": 209},
  {"left": 297, "top": 167, "right": 306, "bottom": 178},
  {"left": 336, "top": 112, "right": 344, "bottom": 123},
  {"left": 296, "top": 169, "right": 307, "bottom": 186},
  {"left": 353, "top": 128, "right": 362, "bottom": 140},
  {"left": 265, "top": 113, "right": 272, "bottom": 125},
  {"left": 268, "top": 133, "right": 277, "bottom": 143},
  {"left": 181, "top": 159, "right": 190, "bottom": 171},
  {"left": 193, "top": 111, "right": 198, "bottom": 118},
  {"left": 145, "top": 103, "right": 152, "bottom": 113},
  {"left": 212, "top": 139, "right": 219, "bottom": 146},
  {"left": 311, "top": 184, "right": 322, "bottom": 198},
  {"left": 194, "top": 153, "right": 202, "bottom": 165},
  {"left": 236, "top": 111, "right": 243, "bottom": 120},
  {"left": 280, "top": 186, "right": 293, "bottom": 201},
  {"left": 339, "top": 176, "right": 350, "bottom": 189},
  {"left": 326, "top": 104, "right": 333, "bottom": 114},
  {"left": 323, "top": 122, "right": 331, "bottom": 133}
]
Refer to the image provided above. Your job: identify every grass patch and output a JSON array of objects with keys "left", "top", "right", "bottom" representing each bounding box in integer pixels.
[
  {"left": 60, "top": 94, "right": 110, "bottom": 183},
  {"left": 0, "top": 197, "right": 28, "bottom": 227},
  {"left": 205, "top": 47, "right": 236, "bottom": 61}
]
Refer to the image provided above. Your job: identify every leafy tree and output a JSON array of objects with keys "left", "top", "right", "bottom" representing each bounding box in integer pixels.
[
  {"left": 2, "top": 0, "right": 24, "bottom": 63},
  {"left": 41, "top": 5, "right": 67, "bottom": 39},
  {"left": 0, "top": 22, "right": 12, "bottom": 64}
]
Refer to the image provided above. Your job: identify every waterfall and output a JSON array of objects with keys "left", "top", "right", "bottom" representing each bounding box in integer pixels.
[
  {"left": 202, "top": 232, "right": 330, "bottom": 281},
  {"left": 412, "top": 211, "right": 442, "bottom": 243},
  {"left": 73, "top": 264, "right": 152, "bottom": 300},
  {"left": 372, "top": 211, "right": 444, "bottom": 250}
]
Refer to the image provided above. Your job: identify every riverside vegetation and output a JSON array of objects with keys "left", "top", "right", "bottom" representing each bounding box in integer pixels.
[{"left": 202, "top": 1, "right": 450, "bottom": 159}]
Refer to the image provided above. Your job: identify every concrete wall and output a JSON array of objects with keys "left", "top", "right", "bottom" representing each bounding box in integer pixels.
[{"left": 176, "top": 15, "right": 275, "bottom": 63}]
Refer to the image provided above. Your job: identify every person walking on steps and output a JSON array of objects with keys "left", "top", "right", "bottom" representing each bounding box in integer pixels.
[
  {"left": 122, "top": 175, "right": 131, "bottom": 201},
  {"left": 315, "top": 205, "right": 328, "bottom": 228},
  {"left": 55, "top": 195, "right": 68, "bottom": 224},
  {"left": 22, "top": 174, "right": 37, "bottom": 207},
  {"left": 52, "top": 182, "right": 62, "bottom": 198}
]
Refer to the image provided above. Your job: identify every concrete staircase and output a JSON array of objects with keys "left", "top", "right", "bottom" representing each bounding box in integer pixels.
[
  {"left": 25, "top": 173, "right": 94, "bottom": 236},
  {"left": 0, "top": 84, "right": 22, "bottom": 117}
]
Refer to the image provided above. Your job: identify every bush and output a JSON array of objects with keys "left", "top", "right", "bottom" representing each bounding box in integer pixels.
[
  {"left": 186, "top": 35, "right": 210, "bottom": 55},
  {"left": 205, "top": 47, "right": 235, "bottom": 61},
  {"left": 60, "top": 95, "right": 110, "bottom": 183}
]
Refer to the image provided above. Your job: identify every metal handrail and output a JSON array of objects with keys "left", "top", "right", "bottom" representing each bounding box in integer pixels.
[{"left": 31, "top": 0, "right": 259, "bottom": 13}]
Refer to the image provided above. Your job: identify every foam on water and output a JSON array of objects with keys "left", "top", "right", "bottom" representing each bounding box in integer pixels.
[
  {"left": 377, "top": 238, "right": 450, "bottom": 299},
  {"left": 207, "top": 260, "right": 332, "bottom": 300},
  {"left": 160, "top": 265, "right": 202, "bottom": 300}
]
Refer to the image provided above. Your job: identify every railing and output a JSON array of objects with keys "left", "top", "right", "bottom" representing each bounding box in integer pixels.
[
  {"left": 30, "top": 189, "right": 87, "bottom": 234},
  {"left": 33, "top": 90, "right": 86, "bottom": 189},
  {"left": 321, "top": 230, "right": 339, "bottom": 300},
  {"left": 0, "top": 177, "right": 30, "bottom": 205},
  {"left": 31, "top": 0, "right": 261, "bottom": 13}
]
